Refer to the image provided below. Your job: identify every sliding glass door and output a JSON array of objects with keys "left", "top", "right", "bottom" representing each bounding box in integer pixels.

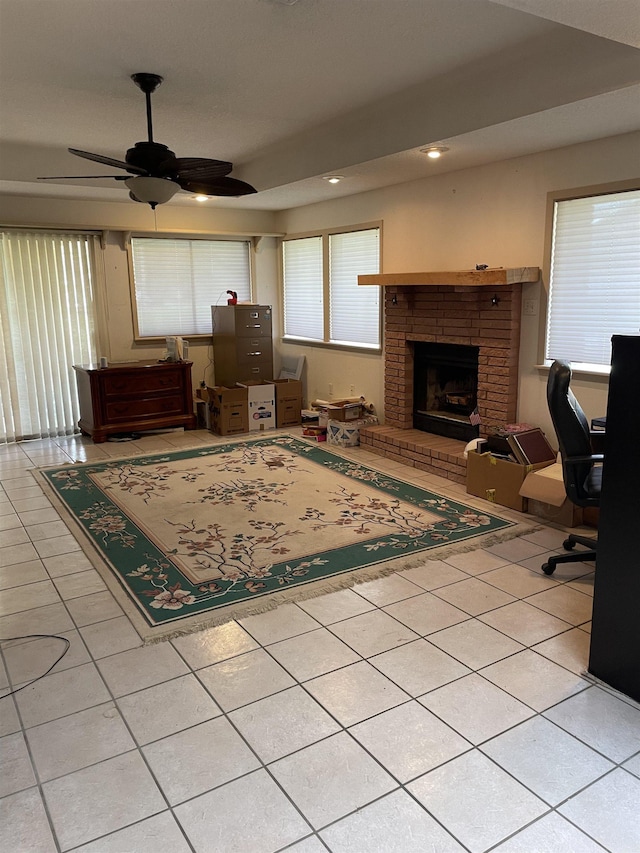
[{"left": 0, "top": 230, "right": 99, "bottom": 442}]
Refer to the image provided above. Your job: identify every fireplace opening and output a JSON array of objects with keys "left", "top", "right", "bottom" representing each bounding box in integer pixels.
[{"left": 413, "top": 342, "right": 480, "bottom": 441}]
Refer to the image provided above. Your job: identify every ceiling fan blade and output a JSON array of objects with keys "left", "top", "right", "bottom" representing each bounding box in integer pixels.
[
  {"left": 170, "top": 157, "right": 233, "bottom": 180},
  {"left": 180, "top": 176, "right": 257, "bottom": 197},
  {"left": 69, "top": 148, "right": 148, "bottom": 175},
  {"left": 37, "top": 175, "right": 129, "bottom": 181}
]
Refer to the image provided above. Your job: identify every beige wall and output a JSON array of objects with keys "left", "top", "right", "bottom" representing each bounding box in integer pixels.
[
  {"left": 275, "top": 131, "right": 640, "bottom": 437},
  {"left": 1, "top": 131, "right": 638, "bottom": 436}
]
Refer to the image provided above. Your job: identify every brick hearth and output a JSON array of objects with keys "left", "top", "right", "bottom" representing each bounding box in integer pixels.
[{"left": 360, "top": 283, "right": 522, "bottom": 483}]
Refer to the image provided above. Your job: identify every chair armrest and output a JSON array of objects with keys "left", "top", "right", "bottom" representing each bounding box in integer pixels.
[{"left": 564, "top": 454, "right": 604, "bottom": 466}]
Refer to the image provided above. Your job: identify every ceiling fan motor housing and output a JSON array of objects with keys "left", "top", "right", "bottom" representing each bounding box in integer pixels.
[{"left": 126, "top": 142, "right": 176, "bottom": 174}]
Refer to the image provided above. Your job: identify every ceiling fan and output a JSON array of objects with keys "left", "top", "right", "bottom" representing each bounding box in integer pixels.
[{"left": 38, "top": 73, "right": 257, "bottom": 208}]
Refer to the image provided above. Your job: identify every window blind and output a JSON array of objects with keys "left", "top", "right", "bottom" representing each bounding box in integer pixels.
[
  {"left": 131, "top": 237, "right": 251, "bottom": 337},
  {"left": 282, "top": 236, "right": 324, "bottom": 341},
  {"left": 546, "top": 189, "right": 640, "bottom": 369},
  {"left": 329, "top": 228, "right": 380, "bottom": 348},
  {"left": 282, "top": 227, "right": 381, "bottom": 348}
]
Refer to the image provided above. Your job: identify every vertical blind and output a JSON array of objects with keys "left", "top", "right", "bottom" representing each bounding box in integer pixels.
[
  {"left": 131, "top": 237, "right": 252, "bottom": 337},
  {"left": 0, "top": 230, "right": 98, "bottom": 442},
  {"left": 545, "top": 189, "right": 640, "bottom": 368},
  {"left": 282, "top": 227, "right": 380, "bottom": 348},
  {"left": 329, "top": 228, "right": 380, "bottom": 347}
]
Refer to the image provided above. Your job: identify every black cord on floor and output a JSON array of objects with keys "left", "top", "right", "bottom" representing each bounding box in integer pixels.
[{"left": 0, "top": 634, "right": 71, "bottom": 697}]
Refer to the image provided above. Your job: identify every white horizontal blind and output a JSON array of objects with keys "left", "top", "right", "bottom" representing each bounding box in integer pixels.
[
  {"left": 131, "top": 237, "right": 251, "bottom": 337},
  {"left": 329, "top": 228, "right": 380, "bottom": 348},
  {"left": 0, "top": 230, "right": 98, "bottom": 442},
  {"left": 546, "top": 189, "right": 640, "bottom": 368},
  {"left": 282, "top": 236, "right": 323, "bottom": 341}
]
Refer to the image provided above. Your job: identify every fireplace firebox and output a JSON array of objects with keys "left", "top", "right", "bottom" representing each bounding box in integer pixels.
[{"left": 413, "top": 342, "right": 480, "bottom": 441}]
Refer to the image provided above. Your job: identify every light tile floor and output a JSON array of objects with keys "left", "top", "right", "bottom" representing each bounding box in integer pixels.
[{"left": 1, "top": 429, "right": 639, "bottom": 853}]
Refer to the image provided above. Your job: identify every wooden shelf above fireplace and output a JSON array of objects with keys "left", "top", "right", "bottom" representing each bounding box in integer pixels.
[{"left": 358, "top": 267, "right": 540, "bottom": 287}]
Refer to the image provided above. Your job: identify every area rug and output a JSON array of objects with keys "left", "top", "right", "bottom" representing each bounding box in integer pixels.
[{"left": 38, "top": 434, "right": 533, "bottom": 642}]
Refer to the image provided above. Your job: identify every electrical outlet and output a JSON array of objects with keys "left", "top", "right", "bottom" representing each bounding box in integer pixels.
[
  {"left": 523, "top": 299, "right": 538, "bottom": 316},
  {"left": 350, "top": 384, "right": 355, "bottom": 394},
  {"left": 328, "top": 383, "right": 333, "bottom": 396}
]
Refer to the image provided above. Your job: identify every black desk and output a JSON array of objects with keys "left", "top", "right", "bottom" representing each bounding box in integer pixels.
[{"left": 588, "top": 335, "right": 640, "bottom": 701}]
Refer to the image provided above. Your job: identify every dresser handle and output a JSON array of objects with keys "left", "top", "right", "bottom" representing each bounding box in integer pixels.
[
  {"left": 247, "top": 351, "right": 262, "bottom": 357},
  {"left": 245, "top": 324, "right": 261, "bottom": 328}
]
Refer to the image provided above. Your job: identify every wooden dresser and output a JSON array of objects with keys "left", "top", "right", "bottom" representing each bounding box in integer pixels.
[{"left": 74, "top": 360, "right": 197, "bottom": 443}]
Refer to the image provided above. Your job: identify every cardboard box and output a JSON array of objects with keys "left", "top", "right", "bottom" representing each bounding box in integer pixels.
[
  {"left": 519, "top": 462, "right": 583, "bottom": 526},
  {"left": 326, "top": 416, "right": 379, "bottom": 448},
  {"left": 207, "top": 385, "right": 248, "bottom": 436},
  {"left": 528, "top": 498, "right": 583, "bottom": 527},
  {"left": 237, "top": 380, "right": 276, "bottom": 431},
  {"left": 466, "top": 450, "right": 553, "bottom": 512},
  {"left": 318, "top": 400, "right": 362, "bottom": 426},
  {"left": 273, "top": 378, "right": 303, "bottom": 427}
]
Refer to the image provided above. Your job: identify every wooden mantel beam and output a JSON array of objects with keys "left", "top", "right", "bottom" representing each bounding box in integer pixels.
[{"left": 358, "top": 267, "right": 540, "bottom": 287}]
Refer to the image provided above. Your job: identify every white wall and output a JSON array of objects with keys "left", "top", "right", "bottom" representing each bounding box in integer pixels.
[{"left": 275, "top": 131, "right": 640, "bottom": 436}]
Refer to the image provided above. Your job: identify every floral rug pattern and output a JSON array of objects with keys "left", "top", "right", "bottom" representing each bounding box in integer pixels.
[{"left": 41, "top": 435, "right": 514, "bottom": 627}]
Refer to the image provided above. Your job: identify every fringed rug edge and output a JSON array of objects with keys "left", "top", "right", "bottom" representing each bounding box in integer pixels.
[{"left": 33, "top": 460, "right": 541, "bottom": 645}]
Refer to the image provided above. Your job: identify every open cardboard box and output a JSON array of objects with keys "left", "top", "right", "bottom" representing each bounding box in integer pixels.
[
  {"left": 317, "top": 400, "right": 363, "bottom": 426},
  {"left": 519, "top": 462, "right": 583, "bottom": 526},
  {"left": 466, "top": 450, "right": 553, "bottom": 512}
]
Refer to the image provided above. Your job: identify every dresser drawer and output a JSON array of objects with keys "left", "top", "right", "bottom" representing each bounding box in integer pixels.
[
  {"left": 105, "top": 395, "right": 185, "bottom": 422},
  {"left": 102, "top": 368, "right": 182, "bottom": 397}
]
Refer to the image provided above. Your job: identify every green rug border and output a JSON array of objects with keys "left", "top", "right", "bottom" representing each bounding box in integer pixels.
[{"left": 35, "top": 434, "right": 540, "bottom": 643}]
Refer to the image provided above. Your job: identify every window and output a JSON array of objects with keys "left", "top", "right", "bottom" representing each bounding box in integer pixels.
[
  {"left": 130, "top": 237, "right": 252, "bottom": 338},
  {"left": 545, "top": 188, "right": 640, "bottom": 370},
  {"left": 0, "top": 230, "right": 99, "bottom": 442},
  {"left": 283, "top": 226, "right": 380, "bottom": 349}
]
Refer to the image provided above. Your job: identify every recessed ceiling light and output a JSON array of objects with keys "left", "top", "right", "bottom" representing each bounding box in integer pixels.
[
  {"left": 323, "top": 176, "right": 343, "bottom": 184},
  {"left": 420, "top": 146, "right": 449, "bottom": 159}
]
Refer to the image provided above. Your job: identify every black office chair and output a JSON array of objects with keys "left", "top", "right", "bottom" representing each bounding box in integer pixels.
[{"left": 541, "top": 360, "right": 603, "bottom": 575}]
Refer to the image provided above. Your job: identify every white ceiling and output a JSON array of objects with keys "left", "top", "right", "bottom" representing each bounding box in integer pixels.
[{"left": 0, "top": 0, "right": 638, "bottom": 211}]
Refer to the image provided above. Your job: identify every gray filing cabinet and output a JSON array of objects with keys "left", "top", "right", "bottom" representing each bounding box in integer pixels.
[{"left": 212, "top": 304, "right": 273, "bottom": 387}]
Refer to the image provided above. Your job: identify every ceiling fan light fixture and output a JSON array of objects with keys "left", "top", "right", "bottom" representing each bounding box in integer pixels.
[
  {"left": 193, "top": 194, "right": 209, "bottom": 202},
  {"left": 323, "top": 175, "right": 343, "bottom": 184},
  {"left": 124, "top": 176, "right": 180, "bottom": 208},
  {"left": 420, "top": 145, "right": 449, "bottom": 159}
]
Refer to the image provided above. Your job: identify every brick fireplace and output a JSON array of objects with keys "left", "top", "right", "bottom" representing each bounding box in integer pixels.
[{"left": 360, "top": 282, "right": 522, "bottom": 483}]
